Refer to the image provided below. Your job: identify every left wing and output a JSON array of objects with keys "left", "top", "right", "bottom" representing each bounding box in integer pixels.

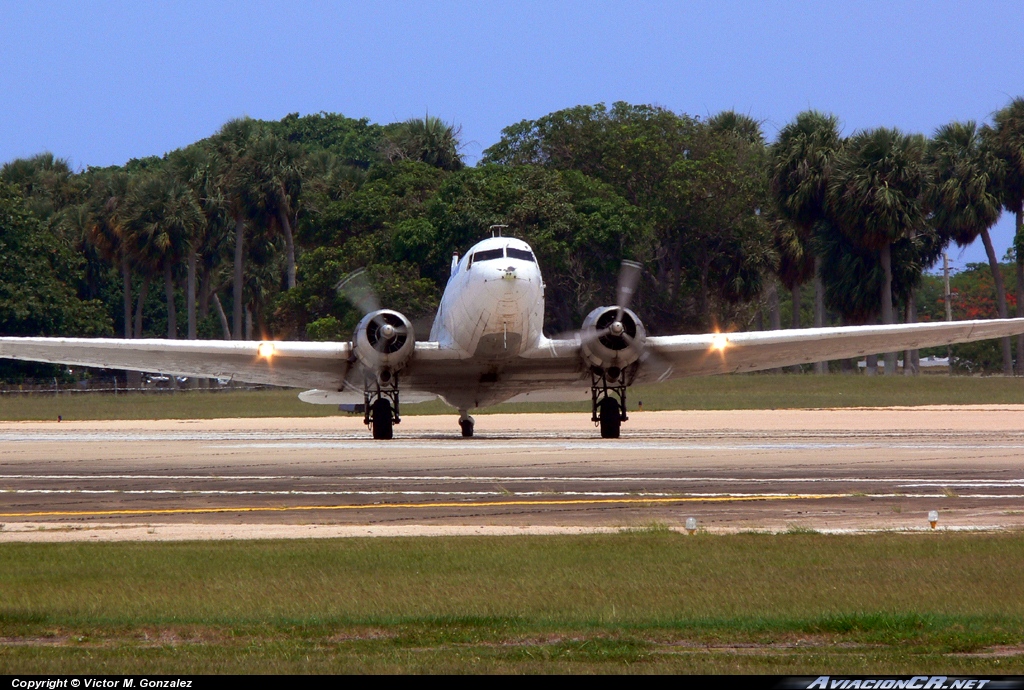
[
  {"left": 638, "top": 318, "right": 1024, "bottom": 381},
  {"left": 0, "top": 337, "right": 351, "bottom": 389}
]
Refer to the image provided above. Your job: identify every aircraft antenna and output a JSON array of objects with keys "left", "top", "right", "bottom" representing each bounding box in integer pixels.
[{"left": 489, "top": 224, "right": 508, "bottom": 238}]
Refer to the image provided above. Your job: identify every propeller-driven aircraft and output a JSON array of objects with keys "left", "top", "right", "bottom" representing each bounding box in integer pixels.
[{"left": 3, "top": 233, "right": 1024, "bottom": 439}]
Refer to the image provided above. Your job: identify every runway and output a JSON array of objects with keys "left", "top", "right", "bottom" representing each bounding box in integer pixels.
[{"left": 3, "top": 407, "right": 1024, "bottom": 539}]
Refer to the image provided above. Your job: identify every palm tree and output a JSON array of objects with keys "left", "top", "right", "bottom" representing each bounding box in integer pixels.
[
  {"left": 214, "top": 118, "right": 260, "bottom": 339},
  {"left": 84, "top": 170, "right": 134, "bottom": 338},
  {"left": 986, "top": 97, "right": 1024, "bottom": 373},
  {"left": 829, "top": 128, "right": 928, "bottom": 375},
  {"left": 247, "top": 133, "right": 304, "bottom": 290},
  {"left": 928, "top": 121, "right": 1009, "bottom": 373},
  {"left": 769, "top": 111, "right": 843, "bottom": 373},
  {"left": 384, "top": 115, "right": 465, "bottom": 171},
  {"left": 168, "top": 144, "right": 231, "bottom": 341},
  {"left": 121, "top": 173, "right": 202, "bottom": 340},
  {"left": 765, "top": 213, "right": 814, "bottom": 371},
  {"left": 708, "top": 111, "right": 765, "bottom": 146},
  {"left": 0, "top": 153, "right": 79, "bottom": 223},
  {"left": 771, "top": 215, "right": 815, "bottom": 330}
]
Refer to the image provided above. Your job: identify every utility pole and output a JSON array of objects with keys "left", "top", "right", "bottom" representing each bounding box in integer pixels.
[
  {"left": 943, "top": 253, "right": 952, "bottom": 322},
  {"left": 944, "top": 252, "right": 952, "bottom": 373}
]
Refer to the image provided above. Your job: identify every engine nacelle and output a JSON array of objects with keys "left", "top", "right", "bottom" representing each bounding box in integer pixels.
[
  {"left": 580, "top": 306, "right": 647, "bottom": 373},
  {"left": 353, "top": 309, "right": 415, "bottom": 383}
]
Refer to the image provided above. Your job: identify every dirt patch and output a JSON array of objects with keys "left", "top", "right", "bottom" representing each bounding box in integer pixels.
[{"left": 948, "top": 645, "right": 1024, "bottom": 658}]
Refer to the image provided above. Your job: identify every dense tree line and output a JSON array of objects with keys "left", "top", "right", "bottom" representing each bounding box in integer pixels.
[{"left": 1, "top": 98, "right": 1023, "bottom": 381}]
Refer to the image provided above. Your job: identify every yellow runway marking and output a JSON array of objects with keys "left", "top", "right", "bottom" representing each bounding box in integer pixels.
[{"left": 0, "top": 493, "right": 846, "bottom": 518}]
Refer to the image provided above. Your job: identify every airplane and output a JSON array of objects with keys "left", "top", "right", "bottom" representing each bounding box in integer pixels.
[{"left": 2, "top": 233, "right": 1024, "bottom": 440}]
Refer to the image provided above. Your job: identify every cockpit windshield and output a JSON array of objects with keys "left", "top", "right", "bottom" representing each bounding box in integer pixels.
[
  {"left": 507, "top": 248, "right": 535, "bottom": 263},
  {"left": 467, "top": 245, "right": 535, "bottom": 268},
  {"left": 470, "top": 248, "right": 504, "bottom": 265}
]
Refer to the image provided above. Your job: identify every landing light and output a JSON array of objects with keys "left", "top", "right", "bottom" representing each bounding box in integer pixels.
[
  {"left": 257, "top": 342, "right": 276, "bottom": 359},
  {"left": 711, "top": 334, "right": 729, "bottom": 351}
]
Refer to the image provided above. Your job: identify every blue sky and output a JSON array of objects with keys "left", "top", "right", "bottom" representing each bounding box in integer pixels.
[{"left": 1, "top": 1, "right": 1021, "bottom": 269}]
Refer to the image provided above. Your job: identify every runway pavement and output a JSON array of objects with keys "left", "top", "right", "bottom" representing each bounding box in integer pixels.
[{"left": 2, "top": 408, "right": 1024, "bottom": 540}]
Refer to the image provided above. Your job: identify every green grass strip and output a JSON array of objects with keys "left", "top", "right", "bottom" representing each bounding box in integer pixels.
[
  {"left": 3, "top": 533, "right": 1024, "bottom": 672},
  {"left": 3, "top": 374, "right": 1024, "bottom": 420}
]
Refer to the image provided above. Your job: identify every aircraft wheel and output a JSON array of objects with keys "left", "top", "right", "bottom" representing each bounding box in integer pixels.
[
  {"left": 459, "top": 416, "right": 475, "bottom": 438},
  {"left": 599, "top": 397, "right": 621, "bottom": 439},
  {"left": 372, "top": 398, "right": 394, "bottom": 440}
]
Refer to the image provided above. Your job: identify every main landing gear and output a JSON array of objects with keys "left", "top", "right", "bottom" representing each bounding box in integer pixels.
[
  {"left": 458, "top": 409, "right": 475, "bottom": 438},
  {"left": 592, "top": 367, "right": 628, "bottom": 439},
  {"left": 365, "top": 373, "right": 401, "bottom": 440}
]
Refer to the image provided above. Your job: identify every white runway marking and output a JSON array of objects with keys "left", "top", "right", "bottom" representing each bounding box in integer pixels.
[
  {"left": 4, "top": 474, "right": 1024, "bottom": 486},
  {"left": 3, "top": 488, "right": 1024, "bottom": 500},
  {"left": 214, "top": 441, "right": 1024, "bottom": 451},
  {"left": 4, "top": 431, "right": 1024, "bottom": 452}
]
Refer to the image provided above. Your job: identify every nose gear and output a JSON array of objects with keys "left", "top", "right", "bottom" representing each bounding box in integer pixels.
[{"left": 458, "top": 410, "right": 475, "bottom": 438}]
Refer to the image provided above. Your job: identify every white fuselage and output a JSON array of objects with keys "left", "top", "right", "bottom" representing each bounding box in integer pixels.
[{"left": 429, "top": 237, "right": 548, "bottom": 361}]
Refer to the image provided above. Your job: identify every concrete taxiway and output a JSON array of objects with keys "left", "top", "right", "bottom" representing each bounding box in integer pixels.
[{"left": 2, "top": 407, "right": 1024, "bottom": 540}]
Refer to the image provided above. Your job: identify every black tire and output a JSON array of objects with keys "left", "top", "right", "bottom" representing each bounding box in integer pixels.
[
  {"left": 460, "top": 417, "right": 475, "bottom": 438},
  {"left": 372, "top": 398, "right": 394, "bottom": 440},
  {"left": 599, "top": 397, "right": 621, "bottom": 439}
]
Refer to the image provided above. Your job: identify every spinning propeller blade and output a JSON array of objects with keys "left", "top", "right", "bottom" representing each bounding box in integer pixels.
[
  {"left": 615, "top": 260, "right": 642, "bottom": 322},
  {"left": 336, "top": 268, "right": 381, "bottom": 315}
]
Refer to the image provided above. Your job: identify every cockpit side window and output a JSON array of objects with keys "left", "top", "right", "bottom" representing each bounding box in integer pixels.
[
  {"left": 507, "top": 247, "right": 535, "bottom": 263},
  {"left": 471, "top": 248, "right": 504, "bottom": 263}
]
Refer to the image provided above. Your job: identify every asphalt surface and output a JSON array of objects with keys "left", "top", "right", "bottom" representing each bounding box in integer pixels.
[{"left": 2, "top": 408, "right": 1024, "bottom": 538}]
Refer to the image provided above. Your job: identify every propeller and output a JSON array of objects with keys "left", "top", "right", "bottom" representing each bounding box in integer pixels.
[
  {"left": 615, "top": 260, "right": 642, "bottom": 322},
  {"left": 366, "top": 311, "right": 409, "bottom": 353},
  {"left": 551, "top": 259, "right": 643, "bottom": 351},
  {"left": 590, "top": 260, "right": 642, "bottom": 349},
  {"left": 336, "top": 268, "right": 381, "bottom": 315}
]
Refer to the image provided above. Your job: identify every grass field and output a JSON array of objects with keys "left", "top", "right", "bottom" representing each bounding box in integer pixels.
[
  {"left": 1, "top": 532, "right": 1024, "bottom": 673},
  {"left": 3, "top": 374, "right": 1024, "bottom": 421}
]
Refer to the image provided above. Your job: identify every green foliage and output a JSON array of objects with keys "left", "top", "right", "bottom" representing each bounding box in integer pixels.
[
  {"left": 303, "top": 160, "right": 444, "bottom": 249},
  {"left": 927, "top": 121, "right": 1002, "bottom": 248},
  {"left": 305, "top": 315, "right": 346, "bottom": 342},
  {"left": 383, "top": 115, "right": 465, "bottom": 171},
  {"left": 830, "top": 128, "right": 928, "bottom": 251},
  {"left": 987, "top": 97, "right": 1024, "bottom": 215},
  {"left": 0, "top": 185, "right": 111, "bottom": 337},
  {"left": 818, "top": 221, "right": 944, "bottom": 324},
  {"left": 483, "top": 102, "right": 772, "bottom": 332},
  {"left": 918, "top": 262, "right": 1018, "bottom": 372},
  {"left": 6, "top": 99, "right": 1024, "bottom": 363},
  {"left": 428, "top": 165, "right": 646, "bottom": 331},
  {"left": 274, "top": 247, "right": 438, "bottom": 338},
  {"left": 769, "top": 110, "right": 843, "bottom": 235},
  {"left": 0, "top": 153, "right": 83, "bottom": 223},
  {"left": 0, "top": 184, "right": 112, "bottom": 379},
  {"left": 270, "top": 112, "right": 385, "bottom": 169}
]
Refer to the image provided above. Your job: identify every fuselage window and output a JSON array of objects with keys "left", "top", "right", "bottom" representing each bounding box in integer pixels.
[
  {"left": 507, "top": 247, "right": 535, "bottom": 263},
  {"left": 472, "top": 248, "right": 505, "bottom": 263}
]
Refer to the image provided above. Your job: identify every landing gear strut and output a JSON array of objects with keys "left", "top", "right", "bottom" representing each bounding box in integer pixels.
[
  {"left": 365, "top": 373, "right": 400, "bottom": 440},
  {"left": 591, "top": 367, "right": 628, "bottom": 439},
  {"left": 459, "top": 409, "right": 475, "bottom": 438}
]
